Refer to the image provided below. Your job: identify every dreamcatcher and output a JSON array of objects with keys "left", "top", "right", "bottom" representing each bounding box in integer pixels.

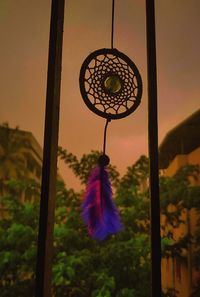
[{"left": 79, "top": 0, "right": 143, "bottom": 240}]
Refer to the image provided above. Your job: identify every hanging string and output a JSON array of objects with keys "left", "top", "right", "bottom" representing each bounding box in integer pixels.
[
  {"left": 103, "top": 118, "right": 111, "bottom": 155},
  {"left": 111, "top": 0, "right": 115, "bottom": 49}
]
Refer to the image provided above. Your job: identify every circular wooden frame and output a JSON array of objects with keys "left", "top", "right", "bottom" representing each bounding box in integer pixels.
[{"left": 79, "top": 48, "right": 142, "bottom": 120}]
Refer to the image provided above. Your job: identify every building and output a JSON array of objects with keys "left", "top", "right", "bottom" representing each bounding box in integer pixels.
[
  {"left": 0, "top": 124, "right": 43, "bottom": 180},
  {"left": 159, "top": 109, "right": 200, "bottom": 297},
  {"left": 0, "top": 124, "right": 43, "bottom": 205}
]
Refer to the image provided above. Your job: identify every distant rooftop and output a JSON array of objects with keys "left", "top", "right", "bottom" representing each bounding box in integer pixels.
[
  {"left": 159, "top": 109, "right": 200, "bottom": 169},
  {"left": 1, "top": 126, "right": 43, "bottom": 162}
]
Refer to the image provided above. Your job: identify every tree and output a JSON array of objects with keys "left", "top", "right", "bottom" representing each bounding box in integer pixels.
[
  {"left": 0, "top": 178, "right": 40, "bottom": 297},
  {"left": 52, "top": 151, "right": 151, "bottom": 297},
  {"left": 2, "top": 145, "right": 200, "bottom": 297}
]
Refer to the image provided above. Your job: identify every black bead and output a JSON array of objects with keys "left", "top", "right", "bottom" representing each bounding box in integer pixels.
[{"left": 98, "top": 154, "right": 110, "bottom": 167}]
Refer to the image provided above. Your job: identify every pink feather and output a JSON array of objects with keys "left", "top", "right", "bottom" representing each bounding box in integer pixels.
[{"left": 81, "top": 166, "right": 123, "bottom": 240}]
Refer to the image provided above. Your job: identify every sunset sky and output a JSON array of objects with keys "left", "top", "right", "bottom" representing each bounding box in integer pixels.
[{"left": 0, "top": 0, "right": 200, "bottom": 189}]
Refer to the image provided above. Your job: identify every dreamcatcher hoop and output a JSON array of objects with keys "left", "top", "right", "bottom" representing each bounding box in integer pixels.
[{"left": 79, "top": 48, "right": 142, "bottom": 120}]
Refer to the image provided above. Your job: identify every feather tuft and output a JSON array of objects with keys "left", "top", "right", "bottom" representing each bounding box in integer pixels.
[{"left": 81, "top": 166, "right": 123, "bottom": 240}]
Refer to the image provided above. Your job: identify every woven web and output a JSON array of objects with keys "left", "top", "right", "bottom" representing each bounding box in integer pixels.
[{"left": 84, "top": 53, "right": 139, "bottom": 116}]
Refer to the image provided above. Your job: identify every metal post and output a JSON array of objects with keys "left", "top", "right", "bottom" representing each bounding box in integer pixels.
[
  {"left": 145, "top": 1, "right": 162, "bottom": 296},
  {"left": 35, "top": 1, "right": 65, "bottom": 296}
]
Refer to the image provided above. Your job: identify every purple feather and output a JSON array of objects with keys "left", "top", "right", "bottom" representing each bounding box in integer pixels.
[{"left": 81, "top": 166, "right": 123, "bottom": 240}]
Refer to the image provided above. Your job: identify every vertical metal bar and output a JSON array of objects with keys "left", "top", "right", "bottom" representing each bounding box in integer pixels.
[
  {"left": 145, "top": 1, "right": 162, "bottom": 297},
  {"left": 35, "top": 1, "right": 65, "bottom": 296}
]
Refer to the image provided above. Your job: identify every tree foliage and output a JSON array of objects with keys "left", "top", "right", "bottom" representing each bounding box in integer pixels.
[
  {"left": 0, "top": 143, "right": 200, "bottom": 296},
  {"left": 0, "top": 178, "right": 40, "bottom": 297},
  {"left": 52, "top": 153, "right": 151, "bottom": 297},
  {"left": 0, "top": 149, "right": 151, "bottom": 297}
]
